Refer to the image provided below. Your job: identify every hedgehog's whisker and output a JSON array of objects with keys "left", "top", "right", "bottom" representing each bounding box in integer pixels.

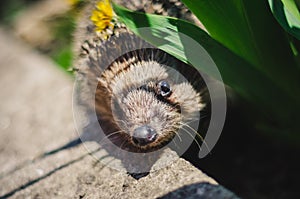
[
  {"left": 115, "top": 138, "right": 128, "bottom": 157},
  {"left": 183, "top": 118, "right": 199, "bottom": 125},
  {"left": 179, "top": 122, "right": 210, "bottom": 152},
  {"left": 98, "top": 136, "right": 122, "bottom": 148},
  {"left": 170, "top": 125, "right": 183, "bottom": 143},
  {"left": 179, "top": 126, "right": 203, "bottom": 151},
  {"left": 114, "top": 119, "right": 130, "bottom": 131},
  {"left": 200, "top": 113, "right": 208, "bottom": 120},
  {"left": 184, "top": 112, "right": 209, "bottom": 122},
  {"left": 180, "top": 122, "right": 204, "bottom": 141},
  {"left": 169, "top": 127, "right": 183, "bottom": 150},
  {"left": 97, "top": 130, "right": 124, "bottom": 146},
  {"left": 170, "top": 131, "right": 181, "bottom": 149}
]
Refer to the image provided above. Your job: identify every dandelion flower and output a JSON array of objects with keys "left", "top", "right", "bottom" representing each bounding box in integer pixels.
[{"left": 90, "top": 0, "right": 114, "bottom": 32}]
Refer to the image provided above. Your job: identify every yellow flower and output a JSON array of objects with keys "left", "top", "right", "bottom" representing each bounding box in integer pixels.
[{"left": 90, "top": 0, "right": 114, "bottom": 32}]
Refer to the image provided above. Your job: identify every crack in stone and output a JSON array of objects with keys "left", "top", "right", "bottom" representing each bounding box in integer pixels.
[
  {"left": 0, "top": 147, "right": 100, "bottom": 199},
  {"left": 0, "top": 138, "right": 82, "bottom": 180}
]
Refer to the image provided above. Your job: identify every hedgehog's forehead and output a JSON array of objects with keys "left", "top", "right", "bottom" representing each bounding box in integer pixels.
[{"left": 109, "top": 61, "right": 169, "bottom": 95}]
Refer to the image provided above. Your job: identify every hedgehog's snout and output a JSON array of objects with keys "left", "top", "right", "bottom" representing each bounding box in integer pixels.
[{"left": 132, "top": 125, "right": 157, "bottom": 146}]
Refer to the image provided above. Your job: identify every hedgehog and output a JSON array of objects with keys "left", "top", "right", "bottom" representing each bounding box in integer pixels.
[{"left": 73, "top": 0, "right": 208, "bottom": 173}]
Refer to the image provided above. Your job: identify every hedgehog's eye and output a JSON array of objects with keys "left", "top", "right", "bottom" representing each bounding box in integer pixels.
[{"left": 158, "top": 81, "right": 171, "bottom": 97}]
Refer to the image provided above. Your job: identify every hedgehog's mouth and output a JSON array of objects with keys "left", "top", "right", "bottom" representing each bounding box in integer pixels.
[{"left": 127, "top": 130, "right": 175, "bottom": 152}]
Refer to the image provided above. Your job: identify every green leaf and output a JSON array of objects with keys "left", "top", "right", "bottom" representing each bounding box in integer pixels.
[
  {"left": 268, "top": 0, "right": 300, "bottom": 40},
  {"left": 181, "top": 0, "right": 300, "bottom": 102},
  {"left": 112, "top": 3, "right": 295, "bottom": 120},
  {"left": 51, "top": 45, "right": 73, "bottom": 71}
]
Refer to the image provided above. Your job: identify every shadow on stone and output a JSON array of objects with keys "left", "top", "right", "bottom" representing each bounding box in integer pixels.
[{"left": 158, "top": 183, "right": 240, "bottom": 199}]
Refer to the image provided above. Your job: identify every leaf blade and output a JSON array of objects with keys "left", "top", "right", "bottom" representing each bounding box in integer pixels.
[
  {"left": 268, "top": 0, "right": 300, "bottom": 40},
  {"left": 181, "top": 0, "right": 300, "bottom": 101}
]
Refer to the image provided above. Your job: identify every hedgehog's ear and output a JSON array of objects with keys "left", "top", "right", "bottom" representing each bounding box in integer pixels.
[{"left": 171, "top": 82, "right": 205, "bottom": 114}]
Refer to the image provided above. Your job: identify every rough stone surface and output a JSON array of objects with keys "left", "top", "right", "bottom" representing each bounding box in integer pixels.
[
  {"left": 0, "top": 28, "right": 77, "bottom": 174},
  {"left": 0, "top": 27, "right": 239, "bottom": 199}
]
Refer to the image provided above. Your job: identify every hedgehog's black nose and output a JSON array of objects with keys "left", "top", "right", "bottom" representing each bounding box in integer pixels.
[{"left": 132, "top": 125, "right": 157, "bottom": 146}]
